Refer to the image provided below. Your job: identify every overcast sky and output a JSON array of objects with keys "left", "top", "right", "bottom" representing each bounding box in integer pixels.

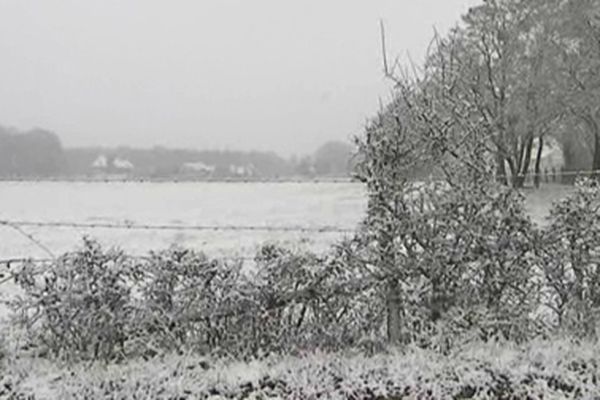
[{"left": 0, "top": 1, "right": 479, "bottom": 157}]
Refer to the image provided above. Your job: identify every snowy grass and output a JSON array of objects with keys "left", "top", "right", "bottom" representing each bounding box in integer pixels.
[{"left": 3, "top": 338, "right": 599, "bottom": 399}]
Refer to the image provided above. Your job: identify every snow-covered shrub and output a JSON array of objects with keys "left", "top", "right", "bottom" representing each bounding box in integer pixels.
[
  {"left": 354, "top": 179, "right": 544, "bottom": 349},
  {"left": 439, "top": 183, "right": 544, "bottom": 343},
  {"left": 542, "top": 178, "right": 600, "bottom": 336},
  {"left": 12, "top": 238, "right": 143, "bottom": 362},
  {"left": 136, "top": 244, "right": 385, "bottom": 358},
  {"left": 353, "top": 78, "right": 545, "bottom": 347},
  {"left": 10, "top": 240, "right": 387, "bottom": 361},
  {"left": 247, "top": 244, "right": 386, "bottom": 355},
  {"left": 134, "top": 247, "right": 247, "bottom": 358}
]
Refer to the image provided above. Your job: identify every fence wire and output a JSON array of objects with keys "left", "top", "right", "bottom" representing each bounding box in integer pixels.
[
  {"left": 0, "top": 254, "right": 257, "bottom": 268},
  {"left": 0, "top": 177, "right": 357, "bottom": 184},
  {"left": 0, "top": 220, "right": 355, "bottom": 234},
  {"left": 0, "top": 217, "right": 356, "bottom": 271},
  {"left": 0, "top": 169, "right": 598, "bottom": 183},
  {"left": 0, "top": 169, "right": 597, "bottom": 271}
]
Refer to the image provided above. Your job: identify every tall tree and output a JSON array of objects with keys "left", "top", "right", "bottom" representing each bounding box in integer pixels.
[
  {"left": 0, "top": 126, "right": 66, "bottom": 177},
  {"left": 551, "top": 0, "right": 600, "bottom": 176},
  {"left": 446, "top": 0, "right": 563, "bottom": 187}
]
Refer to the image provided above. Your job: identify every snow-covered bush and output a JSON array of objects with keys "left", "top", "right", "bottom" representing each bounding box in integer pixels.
[
  {"left": 134, "top": 247, "right": 247, "bottom": 358},
  {"left": 11, "top": 238, "right": 142, "bottom": 361},
  {"left": 247, "top": 244, "right": 386, "bottom": 355},
  {"left": 135, "top": 244, "right": 385, "bottom": 358},
  {"left": 11, "top": 179, "right": 600, "bottom": 364},
  {"left": 353, "top": 179, "right": 544, "bottom": 349},
  {"left": 353, "top": 72, "right": 545, "bottom": 347},
  {"left": 10, "top": 241, "right": 385, "bottom": 361},
  {"left": 542, "top": 178, "right": 600, "bottom": 336}
]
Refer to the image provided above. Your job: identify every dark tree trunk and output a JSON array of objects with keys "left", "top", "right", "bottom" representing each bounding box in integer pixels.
[
  {"left": 581, "top": 115, "right": 600, "bottom": 180},
  {"left": 377, "top": 195, "right": 403, "bottom": 345},
  {"left": 593, "top": 133, "right": 600, "bottom": 180},
  {"left": 534, "top": 136, "right": 544, "bottom": 188},
  {"left": 507, "top": 158, "right": 518, "bottom": 188},
  {"left": 495, "top": 153, "right": 508, "bottom": 186},
  {"left": 514, "top": 135, "right": 534, "bottom": 189},
  {"left": 386, "top": 278, "right": 402, "bottom": 344},
  {"left": 521, "top": 134, "right": 535, "bottom": 185}
]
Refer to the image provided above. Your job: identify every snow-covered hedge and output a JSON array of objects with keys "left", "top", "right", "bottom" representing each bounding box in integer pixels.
[
  {"left": 7, "top": 179, "right": 600, "bottom": 364},
  {"left": 9, "top": 240, "right": 383, "bottom": 362}
]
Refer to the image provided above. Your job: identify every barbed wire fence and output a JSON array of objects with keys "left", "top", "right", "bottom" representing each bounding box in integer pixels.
[
  {"left": 0, "top": 177, "right": 362, "bottom": 273},
  {"left": 0, "top": 169, "right": 597, "bottom": 275},
  {"left": 0, "top": 218, "right": 358, "bottom": 277},
  {"left": 0, "top": 168, "right": 597, "bottom": 184},
  {"left": 0, "top": 220, "right": 355, "bottom": 234},
  {"left": 0, "top": 177, "right": 358, "bottom": 184}
]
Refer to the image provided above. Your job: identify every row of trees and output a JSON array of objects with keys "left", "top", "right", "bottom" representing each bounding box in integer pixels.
[
  {"left": 0, "top": 124, "right": 354, "bottom": 179},
  {"left": 373, "top": 0, "right": 600, "bottom": 188},
  {"left": 67, "top": 140, "right": 354, "bottom": 178},
  {"left": 292, "top": 140, "right": 356, "bottom": 177}
]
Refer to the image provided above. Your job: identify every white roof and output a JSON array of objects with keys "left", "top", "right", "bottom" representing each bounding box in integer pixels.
[
  {"left": 182, "top": 162, "right": 215, "bottom": 172},
  {"left": 113, "top": 158, "right": 134, "bottom": 170},
  {"left": 92, "top": 155, "right": 108, "bottom": 168}
]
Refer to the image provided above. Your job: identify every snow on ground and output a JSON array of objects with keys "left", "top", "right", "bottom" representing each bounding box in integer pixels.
[
  {"left": 0, "top": 182, "right": 575, "bottom": 260},
  {"left": 0, "top": 181, "right": 366, "bottom": 260}
]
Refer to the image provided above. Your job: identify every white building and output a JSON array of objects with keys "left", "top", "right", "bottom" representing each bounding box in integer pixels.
[
  {"left": 92, "top": 155, "right": 108, "bottom": 169},
  {"left": 181, "top": 162, "right": 216, "bottom": 175},
  {"left": 535, "top": 137, "right": 564, "bottom": 172},
  {"left": 228, "top": 164, "right": 255, "bottom": 177},
  {"left": 91, "top": 155, "right": 135, "bottom": 172},
  {"left": 113, "top": 158, "right": 134, "bottom": 171}
]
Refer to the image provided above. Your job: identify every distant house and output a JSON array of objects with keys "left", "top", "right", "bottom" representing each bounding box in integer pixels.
[
  {"left": 228, "top": 164, "right": 255, "bottom": 177},
  {"left": 91, "top": 155, "right": 135, "bottom": 175},
  {"left": 536, "top": 137, "right": 564, "bottom": 172},
  {"left": 92, "top": 155, "right": 108, "bottom": 169},
  {"left": 180, "top": 161, "right": 216, "bottom": 177},
  {"left": 113, "top": 158, "right": 134, "bottom": 171}
]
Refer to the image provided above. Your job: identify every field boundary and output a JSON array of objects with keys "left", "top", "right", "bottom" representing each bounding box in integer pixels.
[
  {"left": 0, "top": 168, "right": 597, "bottom": 184},
  {"left": 0, "top": 219, "right": 355, "bottom": 234},
  {"left": 0, "top": 171, "right": 596, "bottom": 270}
]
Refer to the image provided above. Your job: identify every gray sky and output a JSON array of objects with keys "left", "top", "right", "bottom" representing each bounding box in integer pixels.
[{"left": 0, "top": 0, "right": 479, "bottom": 157}]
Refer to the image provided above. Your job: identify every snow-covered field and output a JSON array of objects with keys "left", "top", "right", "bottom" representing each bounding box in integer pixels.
[
  {"left": 0, "top": 181, "right": 367, "bottom": 260},
  {"left": 0, "top": 181, "right": 575, "bottom": 261}
]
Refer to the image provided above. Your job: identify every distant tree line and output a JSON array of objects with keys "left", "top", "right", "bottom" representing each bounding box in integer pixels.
[
  {"left": 0, "top": 125, "right": 355, "bottom": 179},
  {"left": 65, "top": 147, "right": 293, "bottom": 178},
  {"left": 291, "top": 141, "right": 357, "bottom": 177}
]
